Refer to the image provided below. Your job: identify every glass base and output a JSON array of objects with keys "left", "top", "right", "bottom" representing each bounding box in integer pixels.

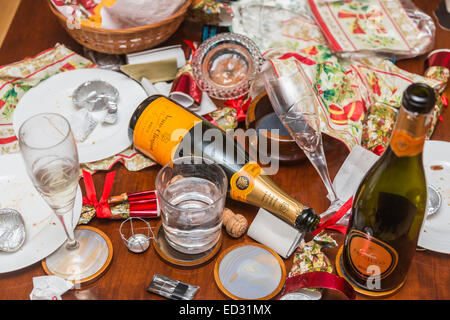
[
  {"left": 319, "top": 199, "right": 350, "bottom": 226},
  {"left": 42, "top": 226, "right": 112, "bottom": 285}
]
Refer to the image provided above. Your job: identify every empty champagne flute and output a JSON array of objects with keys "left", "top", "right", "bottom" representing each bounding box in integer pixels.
[
  {"left": 263, "top": 63, "right": 346, "bottom": 222},
  {"left": 18, "top": 113, "right": 111, "bottom": 284}
]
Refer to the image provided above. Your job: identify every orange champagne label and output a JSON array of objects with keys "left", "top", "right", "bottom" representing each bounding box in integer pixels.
[
  {"left": 390, "top": 130, "right": 425, "bottom": 157},
  {"left": 133, "top": 97, "right": 201, "bottom": 165},
  {"left": 230, "top": 162, "right": 262, "bottom": 202},
  {"left": 346, "top": 229, "right": 398, "bottom": 280}
]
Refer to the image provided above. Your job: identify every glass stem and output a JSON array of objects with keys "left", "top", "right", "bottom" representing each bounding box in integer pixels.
[
  {"left": 304, "top": 143, "right": 339, "bottom": 202},
  {"left": 303, "top": 142, "right": 346, "bottom": 221},
  {"left": 57, "top": 210, "right": 79, "bottom": 250}
]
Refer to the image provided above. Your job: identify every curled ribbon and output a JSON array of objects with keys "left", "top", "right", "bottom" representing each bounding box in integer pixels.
[
  {"left": 311, "top": 197, "right": 353, "bottom": 237},
  {"left": 283, "top": 271, "right": 356, "bottom": 300},
  {"left": 224, "top": 96, "right": 252, "bottom": 122},
  {"left": 82, "top": 170, "right": 116, "bottom": 219}
]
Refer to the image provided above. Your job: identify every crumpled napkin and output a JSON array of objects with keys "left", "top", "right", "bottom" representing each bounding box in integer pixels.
[
  {"left": 332, "top": 144, "right": 379, "bottom": 202},
  {"left": 247, "top": 208, "right": 304, "bottom": 259},
  {"left": 29, "top": 276, "right": 74, "bottom": 300}
]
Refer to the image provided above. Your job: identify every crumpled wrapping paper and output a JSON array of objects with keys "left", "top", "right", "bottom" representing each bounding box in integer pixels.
[
  {"left": 30, "top": 276, "right": 74, "bottom": 300},
  {"left": 0, "top": 44, "right": 155, "bottom": 172},
  {"left": 238, "top": 0, "right": 447, "bottom": 151}
]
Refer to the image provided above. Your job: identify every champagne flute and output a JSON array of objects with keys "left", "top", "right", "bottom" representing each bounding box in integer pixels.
[
  {"left": 263, "top": 63, "right": 346, "bottom": 222},
  {"left": 18, "top": 113, "right": 110, "bottom": 283}
]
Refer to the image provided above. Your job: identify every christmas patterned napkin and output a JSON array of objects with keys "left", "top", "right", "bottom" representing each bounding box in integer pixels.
[{"left": 307, "top": 0, "right": 435, "bottom": 59}]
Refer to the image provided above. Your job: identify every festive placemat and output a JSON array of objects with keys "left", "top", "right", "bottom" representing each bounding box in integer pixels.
[
  {"left": 307, "top": 0, "right": 435, "bottom": 59},
  {"left": 0, "top": 44, "right": 155, "bottom": 171}
]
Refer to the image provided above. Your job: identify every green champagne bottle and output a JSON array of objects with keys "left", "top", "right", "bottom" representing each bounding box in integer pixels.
[{"left": 336, "top": 83, "right": 436, "bottom": 296}]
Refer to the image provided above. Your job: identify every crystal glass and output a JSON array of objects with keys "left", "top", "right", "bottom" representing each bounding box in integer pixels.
[
  {"left": 191, "top": 32, "right": 265, "bottom": 100},
  {"left": 18, "top": 113, "right": 110, "bottom": 283},
  {"left": 263, "top": 64, "right": 345, "bottom": 221},
  {"left": 155, "top": 156, "right": 227, "bottom": 254}
]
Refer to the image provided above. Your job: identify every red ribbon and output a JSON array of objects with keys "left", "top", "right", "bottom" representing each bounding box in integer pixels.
[
  {"left": 224, "top": 96, "right": 251, "bottom": 122},
  {"left": 82, "top": 170, "right": 116, "bottom": 218},
  {"left": 277, "top": 52, "right": 316, "bottom": 66},
  {"left": 311, "top": 197, "right": 353, "bottom": 237},
  {"left": 426, "top": 49, "right": 450, "bottom": 69},
  {"left": 442, "top": 95, "right": 448, "bottom": 107},
  {"left": 283, "top": 271, "right": 356, "bottom": 300},
  {"left": 373, "top": 145, "right": 386, "bottom": 156}
]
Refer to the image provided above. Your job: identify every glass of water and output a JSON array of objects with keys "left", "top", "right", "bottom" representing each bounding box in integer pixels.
[{"left": 155, "top": 156, "right": 228, "bottom": 254}]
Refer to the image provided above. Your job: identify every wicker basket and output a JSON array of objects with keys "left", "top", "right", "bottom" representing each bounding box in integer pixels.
[{"left": 48, "top": 0, "right": 192, "bottom": 54}]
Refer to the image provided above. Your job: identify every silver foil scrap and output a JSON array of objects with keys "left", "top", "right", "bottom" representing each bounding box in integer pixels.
[
  {"left": 0, "top": 208, "right": 26, "bottom": 252},
  {"left": 73, "top": 80, "right": 119, "bottom": 112}
]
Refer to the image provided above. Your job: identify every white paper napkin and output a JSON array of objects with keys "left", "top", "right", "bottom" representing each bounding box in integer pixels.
[
  {"left": 30, "top": 276, "right": 74, "bottom": 300},
  {"left": 247, "top": 208, "right": 304, "bottom": 259},
  {"left": 332, "top": 145, "right": 379, "bottom": 201}
]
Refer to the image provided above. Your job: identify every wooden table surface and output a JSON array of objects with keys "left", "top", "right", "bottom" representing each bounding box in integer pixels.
[{"left": 0, "top": 0, "right": 449, "bottom": 300}]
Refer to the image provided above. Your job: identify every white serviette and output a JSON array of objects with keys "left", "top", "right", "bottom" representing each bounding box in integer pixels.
[
  {"left": 332, "top": 145, "right": 379, "bottom": 201},
  {"left": 30, "top": 276, "right": 74, "bottom": 300},
  {"left": 247, "top": 208, "right": 304, "bottom": 259}
]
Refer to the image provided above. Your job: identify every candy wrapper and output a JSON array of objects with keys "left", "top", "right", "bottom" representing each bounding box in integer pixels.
[
  {"left": 281, "top": 232, "right": 355, "bottom": 300},
  {"left": 289, "top": 232, "right": 336, "bottom": 279},
  {"left": 187, "top": 0, "right": 234, "bottom": 26},
  {"left": 307, "top": 0, "right": 435, "bottom": 60},
  {"left": 360, "top": 102, "right": 398, "bottom": 152}
]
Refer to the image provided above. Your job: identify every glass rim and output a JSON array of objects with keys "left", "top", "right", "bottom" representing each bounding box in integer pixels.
[
  {"left": 155, "top": 156, "right": 228, "bottom": 213},
  {"left": 18, "top": 113, "right": 72, "bottom": 151}
]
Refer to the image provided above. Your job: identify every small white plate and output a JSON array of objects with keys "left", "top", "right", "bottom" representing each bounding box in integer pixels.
[
  {"left": 0, "top": 153, "right": 82, "bottom": 273},
  {"left": 418, "top": 140, "right": 450, "bottom": 254},
  {"left": 13, "top": 69, "right": 147, "bottom": 163}
]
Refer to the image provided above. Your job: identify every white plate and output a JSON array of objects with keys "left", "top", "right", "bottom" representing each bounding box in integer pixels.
[
  {"left": 418, "top": 140, "right": 450, "bottom": 254},
  {"left": 13, "top": 69, "right": 147, "bottom": 163},
  {"left": 0, "top": 153, "right": 82, "bottom": 273}
]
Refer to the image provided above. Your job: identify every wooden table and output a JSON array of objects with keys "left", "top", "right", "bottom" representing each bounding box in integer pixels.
[{"left": 0, "top": 0, "right": 449, "bottom": 300}]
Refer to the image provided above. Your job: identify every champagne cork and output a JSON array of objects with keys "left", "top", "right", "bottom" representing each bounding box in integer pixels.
[{"left": 222, "top": 208, "right": 248, "bottom": 238}]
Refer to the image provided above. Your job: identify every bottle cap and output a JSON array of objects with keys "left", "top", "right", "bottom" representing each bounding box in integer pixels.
[{"left": 402, "top": 83, "right": 436, "bottom": 114}]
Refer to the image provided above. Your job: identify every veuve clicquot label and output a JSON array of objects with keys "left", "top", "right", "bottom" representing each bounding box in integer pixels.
[
  {"left": 345, "top": 229, "right": 399, "bottom": 280},
  {"left": 133, "top": 97, "right": 202, "bottom": 165}
]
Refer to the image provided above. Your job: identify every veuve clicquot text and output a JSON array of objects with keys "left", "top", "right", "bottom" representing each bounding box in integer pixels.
[
  {"left": 337, "top": 83, "right": 436, "bottom": 296},
  {"left": 129, "top": 95, "right": 320, "bottom": 233}
]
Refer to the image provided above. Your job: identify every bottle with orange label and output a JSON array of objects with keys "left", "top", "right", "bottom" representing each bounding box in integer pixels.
[
  {"left": 128, "top": 95, "right": 320, "bottom": 233},
  {"left": 336, "top": 83, "right": 436, "bottom": 296}
]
